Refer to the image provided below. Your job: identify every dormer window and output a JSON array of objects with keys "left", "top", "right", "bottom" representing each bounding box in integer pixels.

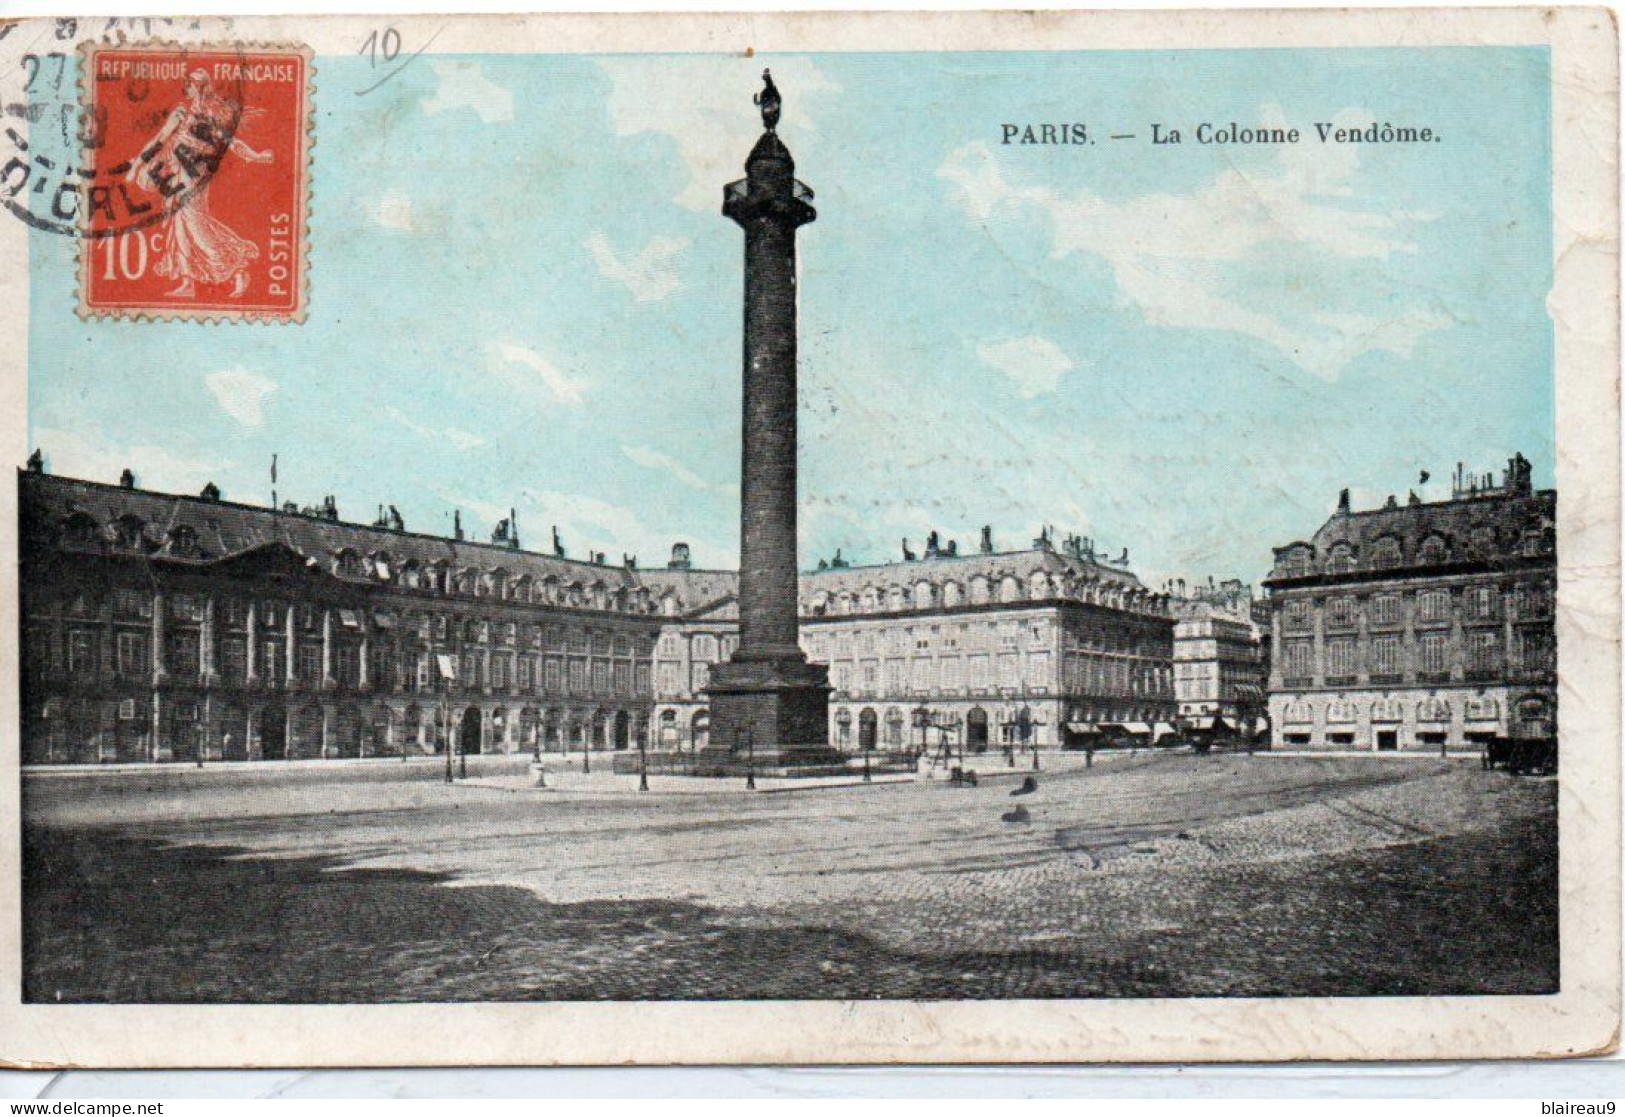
[
  {"left": 115, "top": 515, "right": 146, "bottom": 550},
  {"left": 334, "top": 550, "right": 365, "bottom": 578},
  {"left": 61, "top": 512, "right": 99, "bottom": 547},
  {"left": 168, "top": 525, "right": 199, "bottom": 557},
  {"left": 1370, "top": 536, "right": 1403, "bottom": 570}
]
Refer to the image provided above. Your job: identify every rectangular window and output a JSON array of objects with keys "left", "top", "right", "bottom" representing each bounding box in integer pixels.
[
  {"left": 1370, "top": 636, "right": 1401, "bottom": 677},
  {"left": 1283, "top": 600, "right": 1312, "bottom": 631},
  {"left": 117, "top": 631, "right": 148, "bottom": 678},
  {"left": 68, "top": 629, "right": 97, "bottom": 675},
  {"left": 634, "top": 663, "right": 651, "bottom": 696},
  {"left": 1467, "top": 585, "right": 1497, "bottom": 620},
  {"left": 911, "top": 656, "right": 933, "bottom": 694},
  {"left": 657, "top": 662, "right": 679, "bottom": 695},
  {"left": 614, "top": 662, "right": 631, "bottom": 696},
  {"left": 1418, "top": 590, "right": 1451, "bottom": 623},
  {"left": 1519, "top": 628, "right": 1556, "bottom": 673},
  {"left": 334, "top": 643, "right": 359, "bottom": 688},
  {"left": 885, "top": 659, "right": 905, "bottom": 693},
  {"left": 1371, "top": 594, "right": 1401, "bottom": 626},
  {"left": 1284, "top": 641, "right": 1314, "bottom": 680},
  {"left": 689, "top": 661, "right": 709, "bottom": 692},
  {"left": 1024, "top": 650, "right": 1052, "bottom": 691},
  {"left": 1418, "top": 633, "right": 1448, "bottom": 675},
  {"left": 167, "top": 631, "right": 200, "bottom": 680},
  {"left": 593, "top": 660, "right": 611, "bottom": 694},
  {"left": 490, "top": 653, "right": 509, "bottom": 690},
  {"left": 1469, "top": 632, "right": 1501, "bottom": 675},
  {"left": 1326, "top": 596, "right": 1357, "bottom": 628},
  {"left": 262, "top": 640, "right": 283, "bottom": 682},
  {"left": 1326, "top": 639, "right": 1355, "bottom": 680},
  {"left": 297, "top": 641, "right": 322, "bottom": 683},
  {"left": 417, "top": 651, "right": 431, "bottom": 691},
  {"left": 996, "top": 652, "right": 1020, "bottom": 689},
  {"left": 516, "top": 657, "right": 533, "bottom": 691},
  {"left": 546, "top": 658, "right": 563, "bottom": 694},
  {"left": 221, "top": 637, "right": 247, "bottom": 683}
]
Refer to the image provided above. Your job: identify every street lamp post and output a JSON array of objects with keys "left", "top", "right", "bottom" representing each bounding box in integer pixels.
[
  {"left": 639, "top": 731, "right": 649, "bottom": 792},
  {"left": 442, "top": 690, "right": 452, "bottom": 784},
  {"left": 583, "top": 722, "right": 591, "bottom": 775},
  {"left": 744, "top": 728, "right": 756, "bottom": 791}
]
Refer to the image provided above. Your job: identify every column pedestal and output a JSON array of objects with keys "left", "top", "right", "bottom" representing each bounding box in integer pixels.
[{"left": 706, "top": 654, "right": 837, "bottom": 767}]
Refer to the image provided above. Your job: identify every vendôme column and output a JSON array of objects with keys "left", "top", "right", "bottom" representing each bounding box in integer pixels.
[{"left": 705, "top": 71, "right": 834, "bottom": 766}]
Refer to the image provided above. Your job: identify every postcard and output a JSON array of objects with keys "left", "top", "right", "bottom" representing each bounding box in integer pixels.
[{"left": 0, "top": 8, "right": 1617, "bottom": 1067}]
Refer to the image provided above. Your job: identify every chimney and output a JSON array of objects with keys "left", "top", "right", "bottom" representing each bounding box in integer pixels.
[
  {"left": 1336, "top": 488, "right": 1350, "bottom": 514},
  {"left": 200, "top": 482, "right": 221, "bottom": 502},
  {"left": 453, "top": 509, "right": 464, "bottom": 541},
  {"left": 25, "top": 449, "right": 43, "bottom": 474},
  {"left": 119, "top": 468, "right": 135, "bottom": 489},
  {"left": 322, "top": 495, "right": 339, "bottom": 522},
  {"left": 668, "top": 542, "right": 693, "bottom": 570},
  {"left": 980, "top": 525, "right": 994, "bottom": 554}
]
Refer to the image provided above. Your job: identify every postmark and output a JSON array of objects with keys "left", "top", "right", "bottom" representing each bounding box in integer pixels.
[{"left": 74, "top": 41, "right": 312, "bottom": 323}]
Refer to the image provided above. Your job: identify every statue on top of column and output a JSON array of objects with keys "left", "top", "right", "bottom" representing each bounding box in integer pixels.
[{"left": 754, "top": 68, "right": 781, "bottom": 132}]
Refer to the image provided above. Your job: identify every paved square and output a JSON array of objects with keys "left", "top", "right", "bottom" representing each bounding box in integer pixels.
[{"left": 22, "top": 753, "right": 1556, "bottom": 1001}]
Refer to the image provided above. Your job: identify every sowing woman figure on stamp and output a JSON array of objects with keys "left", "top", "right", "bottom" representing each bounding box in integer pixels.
[{"left": 126, "top": 69, "right": 273, "bottom": 300}]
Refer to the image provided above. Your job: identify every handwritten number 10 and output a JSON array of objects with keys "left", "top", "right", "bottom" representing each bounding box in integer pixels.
[{"left": 360, "top": 28, "right": 401, "bottom": 67}]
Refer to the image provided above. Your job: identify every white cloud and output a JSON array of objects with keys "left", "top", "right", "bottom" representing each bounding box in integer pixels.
[
  {"left": 205, "top": 368, "right": 277, "bottom": 428},
  {"left": 34, "top": 426, "right": 230, "bottom": 493},
  {"left": 584, "top": 233, "right": 688, "bottom": 302},
  {"left": 385, "top": 406, "right": 485, "bottom": 451},
  {"left": 421, "top": 60, "right": 513, "bottom": 124},
  {"left": 490, "top": 342, "right": 588, "bottom": 406},
  {"left": 621, "top": 443, "right": 722, "bottom": 493},
  {"left": 369, "top": 190, "right": 415, "bottom": 233},
  {"left": 596, "top": 58, "right": 839, "bottom": 211},
  {"left": 939, "top": 108, "right": 1451, "bottom": 380},
  {"left": 976, "top": 336, "right": 1076, "bottom": 398}
]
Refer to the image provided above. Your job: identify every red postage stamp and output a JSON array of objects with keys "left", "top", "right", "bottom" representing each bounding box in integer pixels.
[{"left": 78, "top": 42, "right": 313, "bottom": 322}]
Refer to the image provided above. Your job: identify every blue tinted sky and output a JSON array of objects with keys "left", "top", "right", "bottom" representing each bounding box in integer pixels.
[{"left": 28, "top": 47, "right": 1553, "bottom": 585}]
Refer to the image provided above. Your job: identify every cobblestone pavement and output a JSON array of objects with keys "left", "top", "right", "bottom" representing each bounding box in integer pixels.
[{"left": 22, "top": 754, "right": 1556, "bottom": 1001}]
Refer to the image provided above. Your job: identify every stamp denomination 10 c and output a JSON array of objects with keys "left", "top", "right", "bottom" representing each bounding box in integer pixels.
[{"left": 78, "top": 41, "right": 312, "bottom": 323}]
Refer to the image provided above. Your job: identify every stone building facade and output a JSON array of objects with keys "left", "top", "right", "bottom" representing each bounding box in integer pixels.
[
  {"left": 1169, "top": 578, "right": 1265, "bottom": 733},
  {"left": 21, "top": 465, "right": 1177, "bottom": 765},
  {"left": 20, "top": 466, "right": 667, "bottom": 764},
  {"left": 652, "top": 533, "right": 1177, "bottom": 755},
  {"left": 1262, "top": 455, "right": 1557, "bottom": 752}
]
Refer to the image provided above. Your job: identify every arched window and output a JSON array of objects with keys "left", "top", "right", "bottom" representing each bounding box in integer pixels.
[
  {"left": 942, "top": 581, "right": 963, "bottom": 608},
  {"left": 999, "top": 575, "right": 1020, "bottom": 603},
  {"left": 334, "top": 549, "right": 364, "bottom": 578},
  {"left": 912, "top": 580, "right": 935, "bottom": 610},
  {"left": 886, "top": 586, "right": 907, "bottom": 612},
  {"left": 1029, "top": 572, "right": 1050, "bottom": 600},
  {"left": 1417, "top": 535, "right": 1448, "bottom": 565},
  {"left": 661, "top": 592, "right": 680, "bottom": 617},
  {"left": 400, "top": 561, "right": 421, "bottom": 589},
  {"left": 969, "top": 576, "right": 991, "bottom": 605},
  {"left": 1325, "top": 543, "right": 1355, "bottom": 575}
]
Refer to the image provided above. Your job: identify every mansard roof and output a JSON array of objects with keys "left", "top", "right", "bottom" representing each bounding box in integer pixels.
[
  {"left": 802, "top": 546, "right": 1149, "bottom": 594},
  {"left": 20, "top": 470, "right": 647, "bottom": 589},
  {"left": 1267, "top": 484, "right": 1556, "bottom": 583}
]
